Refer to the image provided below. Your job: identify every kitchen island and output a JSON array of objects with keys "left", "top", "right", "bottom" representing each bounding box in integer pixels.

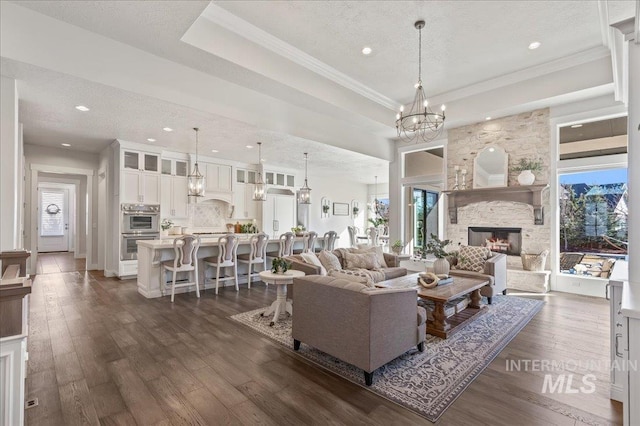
[{"left": 136, "top": 235, "right": 326, "bottom": 298}]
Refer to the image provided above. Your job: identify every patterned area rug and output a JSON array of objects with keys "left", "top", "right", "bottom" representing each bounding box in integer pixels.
[{"left": 230, "top": 295, "right": 543, "bottom": 422}]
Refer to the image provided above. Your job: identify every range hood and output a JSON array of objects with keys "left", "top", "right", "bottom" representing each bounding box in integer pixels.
[{"left": 197, "top": 191, "right": 233, "bottom": 204}]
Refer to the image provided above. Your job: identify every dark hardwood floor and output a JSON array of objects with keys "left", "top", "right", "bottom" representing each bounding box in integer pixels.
[{"left": 25, "top": 260, "right": 622, "bottom": 425}]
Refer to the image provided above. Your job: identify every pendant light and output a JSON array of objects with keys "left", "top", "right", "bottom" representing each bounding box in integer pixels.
[
  {"left": 298, "top": 152, "right": 311, "bottom": 204},
  {"left": 188, "top": 127, "right": 205, "bottom": 197},
  {"left": 253, "top": 142, "right": 266, "bottom": 201}
]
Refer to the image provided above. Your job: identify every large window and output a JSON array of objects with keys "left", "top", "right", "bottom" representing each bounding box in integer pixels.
[
  {"left": 413, "top": 189, "right": 439, "bottom": 258},
  {"left": 558, "top": 168, "right": 628, "bottom": 277}
]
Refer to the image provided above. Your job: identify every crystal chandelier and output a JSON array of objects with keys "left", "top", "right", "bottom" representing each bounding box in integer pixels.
[
  {"left": 395, "top": 20, "right": 446, "bottom": 143},
  {"left": 298, "top": 153, "right": 311, "bottom": 204},
  {"left": 188, "top": 127, "right": 205, "bottom": 197},
  {"left": 253, "top": 142, "right": 266, "bottom": 201}
]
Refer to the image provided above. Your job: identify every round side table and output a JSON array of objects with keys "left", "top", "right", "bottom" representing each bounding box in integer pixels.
[{"left": 258, "top": 270, "right": 305, "bottom": 326}]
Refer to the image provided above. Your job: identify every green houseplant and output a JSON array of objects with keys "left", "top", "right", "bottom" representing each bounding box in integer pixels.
[
  {"left": 271, "top": 257, "right": 290, "bottom": 274},
  {"left": 391, "top": 240, "right": 403, "bottom": 255},
  {"left": 511, "top": 157, "right": 543, "bottom": 186},
  {"left": 424, "top": 233, "right": 452, "bottom": 275}
]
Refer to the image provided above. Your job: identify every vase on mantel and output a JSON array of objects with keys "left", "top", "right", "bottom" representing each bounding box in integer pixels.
[
  {"left": 433, "top": 258, "right": 450, "bottom": 276},
  {"left": 517, "top": 170, "right": 536, "bottom": 186}
]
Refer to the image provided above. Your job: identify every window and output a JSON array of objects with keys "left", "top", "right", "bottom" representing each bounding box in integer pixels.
[
  {"left": 558, "top": 168, "right": 628, "bottom": 276},
  {"left": 412, "top": 189, "right": 439, "bottom": 258}
]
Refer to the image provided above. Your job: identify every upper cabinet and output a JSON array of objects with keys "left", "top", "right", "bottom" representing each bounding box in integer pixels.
[
  {"left": 161, "top": 158, "right": 188, "bottom": 177},
  {"left": 265, "top": 170, "right": 295, "bottom": 188},
  {"left": 122, "top": 150, "right": 160, "bottom": 173},
  {"left": 203, "top": 162, "right": 232, "bottom": 193}
]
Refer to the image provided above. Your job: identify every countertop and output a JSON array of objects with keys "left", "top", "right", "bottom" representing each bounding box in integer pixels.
[
  {"left": 611, "top": 260, "right": 640, "bottom": 320},
  {"left": 139, "top": 235, "right": 311, "bottom": 250}
]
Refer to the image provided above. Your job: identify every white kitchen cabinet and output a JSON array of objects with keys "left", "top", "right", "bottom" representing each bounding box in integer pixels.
[
  {"left": 122, "top": 170, "right": 160, "bottom": 204},
  {"left": 122, "top": 150, "right": 160, "bottom": 173},
  {"left": 161, "top": 159, "right": 188, "bottom": 177},
  {"left": 232, "top": 182, "right": 260, "bottom": 219},
  {"left": 161, "top": 175, "right": 189, "bottom": 219},
  {"left": 265, "top": 170, "right": 295, "bottom": 188},
  {"left": 263, "top": 194, "right": 295, "bottom": 237},
  {"left": 204, "top": 162, "right": 232, "bottom": 193}
]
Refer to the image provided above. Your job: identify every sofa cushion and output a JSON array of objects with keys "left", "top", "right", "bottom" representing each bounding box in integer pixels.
[
  {"left": 329, "top": 269, "right": 373, "bottom": 287},
  {"left": 300, "top": 252, "right": 327, "bottom": 276},
  {"left": 454, "top": 245, "right": 492, "bottom": 272},
  {"left": 344, "top": 252, "right": 380, "bottom": 270},
  {"left": 383, "top": 267, "right": 408, "bottom": 280},
  {"left": 353, "top": 245, "right": 388, "bottom": 268},
  {"left": 318, "top": 250, "right": 342, "bottom": 272}
]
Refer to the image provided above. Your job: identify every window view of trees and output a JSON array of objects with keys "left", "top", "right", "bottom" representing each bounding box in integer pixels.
[
  {"left": 559, "top": 168, "right": 628, "bottom": 277},
  {"left": 413, "top": 189, "right": 439, "bottom": 258}
]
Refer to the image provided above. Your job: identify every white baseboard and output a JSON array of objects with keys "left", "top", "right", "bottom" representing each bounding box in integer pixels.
[{"left": 74, "top": 252, "right": 86, "bottom": 259}]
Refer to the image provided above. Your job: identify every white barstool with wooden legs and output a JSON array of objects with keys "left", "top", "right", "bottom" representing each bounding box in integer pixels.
[
  {"left": 237, "top": 232, "right": 269, "bottom": 288},
  {"left": 348, "top": 226, "right": 359, "bottom": 248},
  {"left": 203, "top": 234, "right": 239, "bottom": 295},
  {"left": 161, "top": 235, "right": 201, "bottom": 303}
]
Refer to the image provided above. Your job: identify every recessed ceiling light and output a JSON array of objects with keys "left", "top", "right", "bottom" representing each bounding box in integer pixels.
[
  {"left": 211, "top": 149, "right": 219, "bottom": 153},
  {"left": 489, "top": 147, "right": 495, "bottom": 152},
  {"left": 528, "top": 41, "right": 541, "bottom": 50},
  {"left": 162, "top": 127, "right": 173, "bottom": 132},
  {"left": 570, "top": 124, "right": 583, "bottom": 128},
  {"left": 362, "top": 46, "right": 372, "bottom": 55},
  {"left": 485, "top": 116, "right": 492, "bottom": 121},
  {"left": 75, "top": 105, "right": 90, "bottom": 112},
  {"left": 61, "top": 143, "right": 71, "bottom": 147},
  {"left": 147, "top": 138, "right": 156, "bottom": 142},
  {"left": 246, "top": 145, "right": 254, "bottom": 149}
]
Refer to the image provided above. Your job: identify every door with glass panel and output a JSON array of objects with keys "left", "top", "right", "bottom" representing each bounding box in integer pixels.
[
  {"left": 38, "top": 187, "right": 70, "bottom": 252},
  {"left": 413, "top": 189, "right": 439, "bottom": 257}
]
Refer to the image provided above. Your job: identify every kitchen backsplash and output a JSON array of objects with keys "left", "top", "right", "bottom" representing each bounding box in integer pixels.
[{"left": 188, "top": 201, "right": 229, "bottom": 228}]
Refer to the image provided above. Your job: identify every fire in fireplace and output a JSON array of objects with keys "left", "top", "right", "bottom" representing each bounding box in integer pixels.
[{"left": 468, "top": 227, "right": 522, "bottom": 256}]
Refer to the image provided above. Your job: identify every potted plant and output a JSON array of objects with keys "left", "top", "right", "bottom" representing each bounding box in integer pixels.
[
  {"left": 291, "top": 226, "right": 305, "bottom": 236},
  {"left": 391, "top": 240, "right": 403, "bottom": 255},
  {"left": 425, "top": 233, "right": 453, "bottom": 275},
  {"left": 352, "top": 206, "right": 360, "bottom": 217},
  {"left": 511, "top": 157, "right": 543, "bottom": 186},
  {"left": 322, "top": 204, "right": 330, "bottom": 214},
  {"left": 271, "top": 257, "right": 290, "bottom": 274},
  {"left": 160, "top": 219, "right": 173, "bottom": 237}
]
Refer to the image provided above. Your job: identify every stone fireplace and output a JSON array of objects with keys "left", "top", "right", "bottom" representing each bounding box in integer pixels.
[{"left": 468, "top": 227, "right": 522, "bottom": 256}]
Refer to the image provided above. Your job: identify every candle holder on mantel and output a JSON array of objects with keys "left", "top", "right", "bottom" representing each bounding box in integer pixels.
[
  {"left": 461, "top": 169, "right": 468, "bottom": 190},
  {"left": 452, "top": 167, "right": 460, "bottom": 190}
]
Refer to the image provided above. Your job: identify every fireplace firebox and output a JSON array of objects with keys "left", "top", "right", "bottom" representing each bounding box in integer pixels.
[{"left": 468, "top": 227, "right": 522, "bottom": 256}]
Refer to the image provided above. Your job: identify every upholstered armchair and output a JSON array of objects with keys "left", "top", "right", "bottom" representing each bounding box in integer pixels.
[
  {"left": 292, "top": 275, "right": 426, "bottom": 386},
  {"left": 448, "top": 249, "right": 507, "bottom": 304}
]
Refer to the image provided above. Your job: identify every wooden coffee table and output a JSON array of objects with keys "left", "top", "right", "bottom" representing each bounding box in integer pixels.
[{"left": 379, "top": 273, "right": 490, "bottom": 339}]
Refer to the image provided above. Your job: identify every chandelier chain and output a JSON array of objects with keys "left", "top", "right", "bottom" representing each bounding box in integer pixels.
[{"left": 418, "top": 25, "right": 422, "bottom": 85}]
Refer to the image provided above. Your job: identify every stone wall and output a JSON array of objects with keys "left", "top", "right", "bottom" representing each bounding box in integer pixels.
[{"left": 446, "top": 108, "right": 551, "bottom": 269}]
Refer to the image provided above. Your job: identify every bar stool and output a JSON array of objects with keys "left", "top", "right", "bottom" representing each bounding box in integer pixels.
[
  {"left": 203, "top": 234, "right": 239, "bottom": 295},
  {"left": 315, "top": 230, "right": 337, "bottom": 252},
  {"left": 266, "top": 232, "right": 295, "bottom": 258},
  {"left": 161, "top": 235, "right": 201, "bottom": 303},
  {"left": 237, "top": 232, "right": 269, "bottom": 288},
  {"left": 295, "top": 231, "right": 317, "bottom": 254},
  {"left": 348, "top": 226, "right": 359, "bottom": 248}
]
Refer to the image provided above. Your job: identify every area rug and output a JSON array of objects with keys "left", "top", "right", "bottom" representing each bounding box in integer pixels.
[{"left": 230, "top": 295, "right": 544, "bottom": 422}]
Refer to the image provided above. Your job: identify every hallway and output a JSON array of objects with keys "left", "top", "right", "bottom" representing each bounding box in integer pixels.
[{"left": 36, "top": 253, "right": 86, "bottom": 274}]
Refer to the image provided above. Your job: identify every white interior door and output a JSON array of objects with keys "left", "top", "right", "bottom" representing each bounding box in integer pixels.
[{"left": 38, "top": 187, "right": 69, "bottom": 252}]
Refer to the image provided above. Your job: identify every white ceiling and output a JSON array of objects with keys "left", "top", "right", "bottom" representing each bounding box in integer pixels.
[{"left": 1, "top": 0, "right": 636, "bottom": 184}]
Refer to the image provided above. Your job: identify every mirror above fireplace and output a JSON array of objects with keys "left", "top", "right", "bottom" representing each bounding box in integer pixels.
[{"left": 473, "top": 146, "right": 508, "bottom": 188}]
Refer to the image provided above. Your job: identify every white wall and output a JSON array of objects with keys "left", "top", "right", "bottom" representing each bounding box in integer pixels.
[
  {"left": 0, "top": 76, "right": 22, "bottom": 251},
  {"left": 306, "top": 174, "right": 368, "bottom": 248},
  {"left": 405, "top": 151, "right": 444, "bottom": 177},
  {"left": 24, "top": 144, "right": 99, "bottom": 267}
]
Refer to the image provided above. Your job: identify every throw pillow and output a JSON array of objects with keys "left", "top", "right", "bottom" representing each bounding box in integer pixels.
[
  {"left": 300, "top": 252, "right": 327, "bottom": 276},
  {"left": 454, "top": 245, "right": 492, "bottom": 272},
  {"left": 344, "top": 252, "right": 380, "bottom": 270},
  {"left": 318, "top": 250, "right": 342, "bottom": 272},
  {"left": 353, "top": 245, "right": 388, "bottom": 268},
  {"left": 329, "top": 269, "right": 374, "bottom": 287}
]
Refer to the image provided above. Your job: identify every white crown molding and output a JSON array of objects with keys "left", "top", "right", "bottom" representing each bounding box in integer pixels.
[
  {"left": 599, "top": 0, "right": 625, "bottom": 101},
  {"left": 430, "top": 47, "right": 611, "bottom": 105},
  {"left": 200, "top": 3, "right": 399, "bottom": 110}
]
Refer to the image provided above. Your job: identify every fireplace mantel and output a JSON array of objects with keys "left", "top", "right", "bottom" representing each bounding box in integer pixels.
[{"left": 443, "top": 184, "right": 549, "bottom": 225}]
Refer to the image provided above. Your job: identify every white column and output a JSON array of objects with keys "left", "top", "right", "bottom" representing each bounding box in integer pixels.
[
  {"left": 0, "top": 76, "right": 20, "bottom": 251},
  {"left": 629, "top": 38, "right": 640, "bottom": 286}
]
